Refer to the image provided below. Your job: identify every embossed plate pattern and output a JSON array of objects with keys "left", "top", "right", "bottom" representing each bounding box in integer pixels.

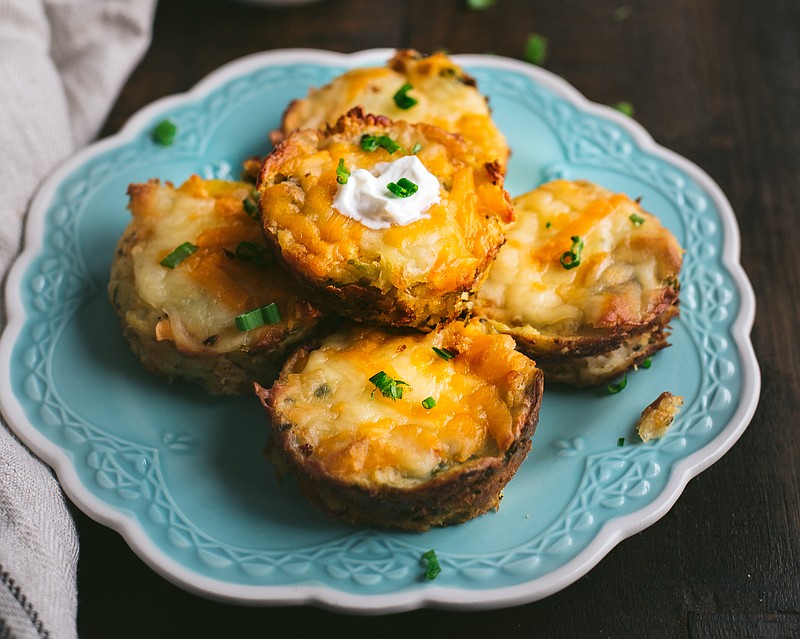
[{"left": 0, "top": 49, "right": 759, "bottom": 612}]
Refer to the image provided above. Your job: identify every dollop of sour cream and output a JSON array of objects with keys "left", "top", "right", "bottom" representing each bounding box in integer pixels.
[{"left": 332, "top": 155, "right": 441, "bottom": 230}]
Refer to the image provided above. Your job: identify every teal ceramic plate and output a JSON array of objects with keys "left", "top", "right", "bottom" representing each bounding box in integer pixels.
[{"left": 0, "top": 49, "right": 760, "bottom": 612}]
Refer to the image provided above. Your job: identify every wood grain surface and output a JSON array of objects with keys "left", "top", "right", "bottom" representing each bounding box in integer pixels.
[{"left": 77, "top": 0, "right": 799, "bottom": 637}]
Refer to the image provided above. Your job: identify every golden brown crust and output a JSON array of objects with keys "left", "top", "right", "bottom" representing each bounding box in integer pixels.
[
  {"left": 277, "top": 49, "right": 509, "bottom": 170},
  {"left": 108, "top": 176, "right": 327, "bottom": 395},
  {"left": 637, "top": 391, "right": 684, "bottom": 442},
  {"left": 256, "top": 320, "right": 544, "bottom": 531},
  {"left": 257, "top": 108, "right": 512, "bottom": 331}
]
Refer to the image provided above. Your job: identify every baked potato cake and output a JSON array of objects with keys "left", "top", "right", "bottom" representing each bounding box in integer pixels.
[
  {"left": 257, "top": 108, "right": 514, "bottom": 330},
  {"left": 109, "top": 175, "right": 325, "bottom": 395},
  {"left": 256, "top": 318, "right": 544, "bottom": 531},
  {"left": 277, "top": 49, "right": 509, "bottom": 171},
  {"left": 474, "top": 179, "right": 683, "bottom": 386}
]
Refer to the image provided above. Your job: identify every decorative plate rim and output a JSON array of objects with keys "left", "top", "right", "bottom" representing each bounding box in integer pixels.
[{"left": 0, "top": 48, "right": 760, "bottom": 613}]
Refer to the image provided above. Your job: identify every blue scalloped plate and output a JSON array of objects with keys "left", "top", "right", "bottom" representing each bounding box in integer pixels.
[{"left": 0, "top": 49, "right": 760, "bottom": 612}]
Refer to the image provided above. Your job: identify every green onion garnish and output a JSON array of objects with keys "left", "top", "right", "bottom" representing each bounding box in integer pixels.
[
  {"left": 386, "top": 178, "right": 418, "bottom": 198},
  {"left": 152, "top": 119, "right": 177, "bottom": 146},
  {"left": 607, "top": 373, "right": 628, "bottom": 394},
  {"left": 612, "top": 101, "right": 635, "bottom": 117},
  {"left": 641, "top": 357, "right": 652, "bottom": 369},
  {"left": 160, "top": 242, "right": 197, "bottom": 268},
  {"left": 433, "top": 347, "right": 456, "bottom": 360},
  {"left": 617, "top": 437, "right": 625, "bottom": 447},
  {"left": 336, "top": 158, "right": 350, "bottom": 184},
  {"left": 524, "top": 34, "right": 548, "bottom": 66},
  {"left": 545, "top": 221, "right": 552, "bottom": 229},
  {"left": 422, "top": 549, "right": 441, "bottom": 580},
  {"left": 422, "top": 397, "right": 437, "bottom": 410},
  {"left": 411, "top": 142, "right": 423, "bottom": 155},
  {"left": 235, "top": 302, "right": 281, "bottom": 331},
  {"left": 242, "top": 197, "right": 259, "bottom": 219},
  {"left": 235, "top": 241, "right": 275, "bottom": 267},
  {"left": 369, "top": 371, "right": 409, "bottom": 401},
  {"left": 360, "top": 134, "right": 402, "bottom": 154},
  {"left": 560, "top": 235, "right": 584, "bottom": 269},
  {"left": 629, "top": 213, "right": 645, "bottom": 226},
  {"left": 393, "top": 82, "right": 418, "bottom": 110}
]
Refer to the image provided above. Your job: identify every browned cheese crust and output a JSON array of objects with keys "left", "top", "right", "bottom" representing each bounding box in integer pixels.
[
  {"left": 278, "top": 49, "right": 509, "bottom": 171},
  {"left": 257, "top": 108, "right": 514, "bottom": 331},
  {"left": 474, "top": 179, "right": 683, "bottom": 385},
  {"left": 255, "top": 319, "right": 544, "bottom": 531},
  {"left": 108, "top": 176, "right": 326, "bottom": 395}
]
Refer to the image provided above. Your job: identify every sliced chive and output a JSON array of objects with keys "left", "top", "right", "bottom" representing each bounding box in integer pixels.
[
  {"left": 235, "top": 302, "right": 281, "bottom": 331},
  {"left": 641, "top": 357, "right": 652, "bottom": 369},
  {"left": 433, "top": 347, "right": 456, "bottom": 360},
  {"left": 422, "top": 549, "right": 441, "bottom": 580},
  {"left": 422, "top": 396, "right": 437, "bottom": 410},
  {"left": 607, "top": 373, "right": 628, "bottom": 394},
  {"left": 411, "top": 142, "right": 423, "bottom": 155},
  {"left": 386, "top": 177, "right": 419, "bottom": 198},
  {"left": 612, "top": 101, "right": 635, "bottom": 117},
  {"left": 393, "top": 82, "right": 418, "bottom": 110},
  {"left": 617, "top": 437, "right": 625, "bottom": 447},
  {"left": 369, "top": 371, "right": 409, "bottom": 401},
  {"left": 235, "top": 241, "right": 275, "bottom": 267},
  {"left": 560, "top": 235, "right": 584, "bottom": 269},
  {"left": 360, "top": 134, "right": 402, "bottom": 154},
  {"left": 152, "top": 119, "right": 177, "bottom": 146},
  {"left": 242, "top": 196, "right": 259, "bottom": 219},
  {"left": 524, "top": 34, "right": 548, "bottom": 66},
  {"left": 545, "top": 221, "right": 552, "bottom": 229},
  {"left": 629, "top": 213, "right": 645, "bottom": 226},
  {"left": 160, "top": 242, "right": 197, "bottom": 268},
  {"left": 336, "top": 158, "right": 350, "bottom": 184}
]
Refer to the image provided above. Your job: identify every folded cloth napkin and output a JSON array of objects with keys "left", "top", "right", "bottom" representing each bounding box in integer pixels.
[{"left": 0, "top": 1, "right": 157, "bottom": 637}]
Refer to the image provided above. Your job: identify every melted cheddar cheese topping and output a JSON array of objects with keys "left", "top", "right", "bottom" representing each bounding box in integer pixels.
[
  {"left": 125, "top": 175, "right": 319, "bottom": 355},
  {"left": 271, "top": 320, "right": 538, "bottom": 487},
  {"left": 259, "top": 113, "right": 512, "bottom": 295},
  {"left": 281, "top": 49, "right": 509, "bottom": 169},
  {"left": 475, "top": 179, "right": 683, "bottom": 337}
]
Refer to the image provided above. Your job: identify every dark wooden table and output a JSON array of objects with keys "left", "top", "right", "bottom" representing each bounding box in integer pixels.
[{"left": 73, "top": 1, "right": 798, "bottom": 636}]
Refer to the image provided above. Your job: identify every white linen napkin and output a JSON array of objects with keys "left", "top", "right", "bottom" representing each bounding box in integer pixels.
[{"left": 0, "top": 1, "right": 157, "bottom": 637}]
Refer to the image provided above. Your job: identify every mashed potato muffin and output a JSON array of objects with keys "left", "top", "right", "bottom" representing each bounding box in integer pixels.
[
  {"left": 256, "top": 318, "right": 544, "bottom": 531},
  {"left": 257, "top": 108, "right": 514, "bottom": 331},
  {"left": 109, "top": 175, "right": 325, "bottom": 395},
  {"left": 474, "top": 179, "right": 683, "bottom": 386},
  {"left": 277, "top": 49, "right": 509, "bottom": 171}
]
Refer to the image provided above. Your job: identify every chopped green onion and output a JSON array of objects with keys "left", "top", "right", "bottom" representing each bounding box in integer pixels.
[
  {"left": 611, "top": 5, "right": 633, "bottom": 22},
  {"left": 560, "top": 235, "right": 584, "bottom": 269},
  {"left": 422, "top": 549, "right": 441, "bottom": 580},
  {"left": 393, "top": 82, "right": 418, "bottom": 110},
  {"left": 433, "top": 347, "right": 456, "bottom": 360},
  {"left": 422, "top": 396, "right": 437, "bottom": 410},
  {"left": 607, "top": 373, "right": 628, "bottom": 394},
  {"left": 235, "top": 302, "right": 281, "bottom": 331},
  {"left": 641, "top": 357, "right": 652, "bottom": 369},
  {"left": 629, "top": 213, "right": 645, "bottom": 226},
  {"left": 360, "top": 134, "right": 402, "bottom": 154},
  {"left": 524, "top": 33, "right": 548, "bottom": 66},
  {"left": 617, "top": 437, "right": 625, "bottom": 447},
  {"left": 369, "top": 371, "right": 409, "bottom": 401},
  {"left": 160, "top": 242, "right": 197, "bottom": 268},
  {"left": 411, "top": 142, "right": 423, "bottom": 155},
  {"left": 386, "top": 178, "right": 419, "bottom": 198},
  {"left": 235, "top": 241, "right": 275, "bottom": 267},
  {"left": 545, "top": 221, "right": 552, "bottom": 229},
  {"left": 242, "top": 197, "right": 259, "bottom": 219},
  {"left": 612, "top": 101, "right": 635, "bottom": 117},
  {"left": 336, "top": 158, "right": 350, "bottom": 184},
  {"left": 152, "top": 119, "right": 177, "bottom": 146},
  {"left": 467, "top": 0, "right": 496, "bottom": 8}
]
